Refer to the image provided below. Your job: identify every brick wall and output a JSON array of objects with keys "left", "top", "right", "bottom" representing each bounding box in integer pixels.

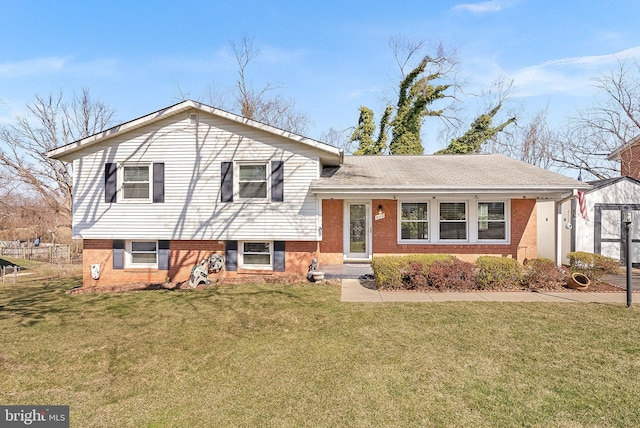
[
  {"left": 321, "top": 198, "right": 538, "bottom": 264},
  {"left": 82, "top": 239, "right": 318, "bottom": 288},
  {"left": 620, "top": 145, "right": 640, "bottom": 180},
  {"left": 319, "top": 199, "right": 343, "bottom": 264}
]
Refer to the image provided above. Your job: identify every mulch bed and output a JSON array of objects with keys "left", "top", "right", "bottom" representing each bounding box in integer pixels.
[{"left": 367, "top": 279, "right": 627, "bottom": 293}]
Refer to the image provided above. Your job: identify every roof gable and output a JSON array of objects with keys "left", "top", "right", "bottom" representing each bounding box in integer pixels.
[
  {"left": 47, "top": 100, "right": 343, "bottom": 165},
  {"left": 587, "top": 175, "right": 640, "bottom": 192},
  {"left": 608, "top": 134, "right": 640, "bottom": 161}
]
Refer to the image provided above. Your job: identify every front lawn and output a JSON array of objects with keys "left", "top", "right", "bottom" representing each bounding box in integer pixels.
[{"left": 1, "top": 275, "right": 639, "bottom": 426}]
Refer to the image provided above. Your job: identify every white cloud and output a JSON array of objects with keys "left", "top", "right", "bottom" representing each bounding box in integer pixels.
[
  {"left": 511, "top": 46, "right": 640, "bottom": 97},
  {"left": 0, "top": 57, "right": 69, "bottom": 77},
  {"left": 0, "top": 56, "right": 117, "bottom": 78},
  {"left": 453, "top": 0, "right": 512, "bottom": 14},
  {"left": 467, "top": 46, "right": 640, "bottom": 99}
]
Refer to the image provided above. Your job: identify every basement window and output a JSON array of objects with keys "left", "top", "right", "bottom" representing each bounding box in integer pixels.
[
  {"left": 127, "top": 241, "right": 158, "bottom": 268},
  {"left": 239, "top": 241, "right": 272, "bottom": 269}
]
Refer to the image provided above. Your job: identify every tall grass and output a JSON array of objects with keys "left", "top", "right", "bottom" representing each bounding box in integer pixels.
[{"left": 1, "top": 275, "right": 639, "bottom": 426}]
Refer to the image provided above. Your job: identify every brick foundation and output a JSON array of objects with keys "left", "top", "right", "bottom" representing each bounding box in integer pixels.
[{"left": 82, "top": 239, "right": 318, "bottom": 288}]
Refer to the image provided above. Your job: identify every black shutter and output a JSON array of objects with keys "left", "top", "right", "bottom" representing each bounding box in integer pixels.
[
  {"left": 271, "top": 161, "right": 284, "bottom": 202},
  {"left": 158, "top": 240, "right": 170, "bottom": 270},
  {"left": 113, "top": 239, "right": 125, "bottom": 270},
  {"left": 221, "top": 162, "right": 234, "bottom": 202},
  {"left": 225, "top": 240, "right": 237, "bottom": 271},
  {"left": 273, "top": 241, "right": 285, "bottom": 272},
  {"left": 105, "top": 163, "right": 117, "bottom": 203},
  {"left": 153, "top": 163, "right": 165, "bottom": 203}
]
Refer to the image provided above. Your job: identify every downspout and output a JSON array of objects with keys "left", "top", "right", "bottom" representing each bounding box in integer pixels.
[{"left": 556, "top": 190, "right": 577, "bottom": 268}]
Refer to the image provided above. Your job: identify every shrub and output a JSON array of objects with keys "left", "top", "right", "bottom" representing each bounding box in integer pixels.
[
  {"left": 567, "top": 251, "right": 621, "bottom": 281},
  {"left": 522, "top": 258, "right": 565, "bottom": 290},
  {"left": 372, "top": 254, "right": 454, "bottom": 290},
  {"left": 402, "top": 261, "right": 428, "bottom": 290},
  {"left": 475, "top": 256, "right": 523, "bottom": 290},
  {"left": 428, "top": 258, "right": 476, "bottom": 290}
]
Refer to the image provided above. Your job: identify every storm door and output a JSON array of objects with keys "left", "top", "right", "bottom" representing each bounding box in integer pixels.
[{"left": 345, "top": 202, "right": 371, "bottom": 260}]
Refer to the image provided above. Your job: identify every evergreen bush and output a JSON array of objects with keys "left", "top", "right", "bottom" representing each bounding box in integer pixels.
[{"left": 475, "top": 256, "right": 523, "bottom": 290}]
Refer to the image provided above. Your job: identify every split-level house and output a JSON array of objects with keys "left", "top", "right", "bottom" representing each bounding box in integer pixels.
[{"left": 48, "top": 100, "right": 588, "bottom": 288}]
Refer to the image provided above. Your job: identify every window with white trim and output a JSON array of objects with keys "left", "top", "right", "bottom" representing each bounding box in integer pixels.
[
  {"left": 126, "top": 240, "right": 158, "bottom": 268},
  {"left": 240, "top": 241, "right": 272, "bottom": 268},
  {"left": 478, "top": 202, "right": 506, "bottom": 240},
  {"left": 400, "top": 202, "right": 429, "bottom": 241},
  {"left": 122, "top": 165, "right": 150, "bottom": 200},
  {"left": 238, "top": 164, "right": 268, "bottom": 199},
  {"left": 439, "top": 202, "right": 467, "bottom": 240}
]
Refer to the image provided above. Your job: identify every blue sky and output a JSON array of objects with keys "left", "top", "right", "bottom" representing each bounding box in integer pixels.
[{"left": 2, "top": 0, "right": 640, "bottom": 153}]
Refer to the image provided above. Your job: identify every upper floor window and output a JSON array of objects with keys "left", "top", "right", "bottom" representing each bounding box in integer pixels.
[
  {"left": 478, "top": 202, "right": 506, "bottom": 240},
  {"left": 238, "top": 164, "right": 268, "bottom": 199},
  {"left": 400, "top": 202, "right": 429, "bottom": 241},
  {"left": 122, "top": 165, "right": 150, "bottom": 200},
  {"left": 105, "top": 162, "right": 164, "bottom": 204},
  {"left": 439, "top": 202, "right": 467, "bottom": 240}
]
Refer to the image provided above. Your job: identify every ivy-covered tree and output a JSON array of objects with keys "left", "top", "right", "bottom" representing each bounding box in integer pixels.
[
  {"left": 436, "top": 104, "right": 516, "bottom": 154},
  {"left": 350, "top": 107, "right": 376, "bottom": 154},
  {"left": 350, "top": 106, "right": 393, "bottom": 155},
  {"left": 389, "top": 57, "right": 450, "bottom": 154},
  {"left": 350, "top": 54, "right": 453, "bottom": 155}
]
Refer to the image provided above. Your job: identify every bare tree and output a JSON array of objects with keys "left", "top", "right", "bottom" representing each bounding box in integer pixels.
[
  {"left": 553, "top": 59, "right": 640, "bottom": 179},
  {"left": 0, "top": 88, "right": 115, "bottom": 230},
  {"left": 487, "top": 109, "right": 557, "bottom": 170},
  {"left": 320, "top": 127, "right": 353, "bottom": 152},
  {"left": 199, "top": 35, "right": 310, "bottom": 135}
]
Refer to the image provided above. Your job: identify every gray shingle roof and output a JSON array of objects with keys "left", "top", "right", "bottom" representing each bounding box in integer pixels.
[{"left": 311, "top": 154, "right": 588, "bottom": 193}]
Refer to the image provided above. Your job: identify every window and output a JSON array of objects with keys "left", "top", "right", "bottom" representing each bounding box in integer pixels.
[
  {"left": 478, "top": 202, "right": 506, "bottom": 240},
  {"left": 127, "top": 241, "right": 157, "bottom": 267},
  {"left": 400, "top": 202, "right": 429, "bottom": 241},
  {"left": 122, "top": 165, "right": 150, "bottom": 200},
  {"left": 440, "top": 202, "right": 467, "bottom": 240},
  {"left": 238, "top": 164, "right": 267, "bottom": 199},
  {"left": 240, "top": 241, "right": 272, "bottom": 268}
]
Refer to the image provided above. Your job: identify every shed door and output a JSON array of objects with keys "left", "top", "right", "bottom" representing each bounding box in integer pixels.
[{"left": 595, "top": 204, "right": 640, "bottom": 267}]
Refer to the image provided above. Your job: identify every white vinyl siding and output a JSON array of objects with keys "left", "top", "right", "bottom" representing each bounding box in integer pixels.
[{"left": 71, "top": 112, "right": 322, "bottom": 241}]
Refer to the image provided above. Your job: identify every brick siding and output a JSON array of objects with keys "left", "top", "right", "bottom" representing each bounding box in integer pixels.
[
  {"left": 321, "top": 198, "right": 537, "bottom": 264},
  {"left": 319, "top": 199, "right": 343, "bottom": 264},
  {"left": 82, "top": 239, "right": 318, "bottom": 288},
  {"left": 620, "top": 145, "right": 640, "bottom": 180}
]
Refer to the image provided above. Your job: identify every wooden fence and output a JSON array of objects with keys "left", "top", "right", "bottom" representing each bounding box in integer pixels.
[{"left": 0, "top": 244, "right": 71, "bottom": 263}]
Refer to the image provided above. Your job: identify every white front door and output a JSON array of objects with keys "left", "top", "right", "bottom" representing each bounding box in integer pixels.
[{"left": 344, "top": 202, "right": 371, "bottom": 260}]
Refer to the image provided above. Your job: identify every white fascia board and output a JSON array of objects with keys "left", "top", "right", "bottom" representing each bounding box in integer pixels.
[
  {"left": 310, "top": 185, "right": 590, "bottom": 195},
  {"left": 48, "top": 100, "right": 343, "bottom": 163},
  {"left": 608, "top": 134, "right": 640, "bottom": 160}
]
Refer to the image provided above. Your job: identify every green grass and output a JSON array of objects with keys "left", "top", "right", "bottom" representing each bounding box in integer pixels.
[{"left": 1, "top": 274, "right": 640, "bottom": 427}]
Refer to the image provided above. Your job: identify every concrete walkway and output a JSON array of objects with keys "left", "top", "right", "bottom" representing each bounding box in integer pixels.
[{"left": 341, "top": 278, "right": 635, "bottom": 304}]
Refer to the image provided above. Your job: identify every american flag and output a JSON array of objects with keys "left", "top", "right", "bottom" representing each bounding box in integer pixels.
[{"left": 577, "top": 191, "right": 588, "bottom": 220}]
